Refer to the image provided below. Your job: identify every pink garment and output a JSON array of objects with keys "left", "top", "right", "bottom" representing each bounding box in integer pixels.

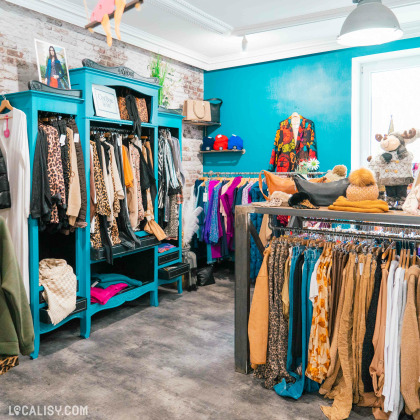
[
  {"left": 91, "top": 0, "right": 115, "bottom": 23},
  {"left": 91, "top": 283, "right": 128, "bottom": 305}
]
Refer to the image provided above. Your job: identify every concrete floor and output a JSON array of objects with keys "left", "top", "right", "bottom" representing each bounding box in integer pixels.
[{"left": 0, "top": 269, "right": 374, "bottom": 420}]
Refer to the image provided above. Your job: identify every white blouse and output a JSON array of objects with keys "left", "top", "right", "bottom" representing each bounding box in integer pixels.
[{"left": 0, "top": 108, "right": 30, "bottom": 299}]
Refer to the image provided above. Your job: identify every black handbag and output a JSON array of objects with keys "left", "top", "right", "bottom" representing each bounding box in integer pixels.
[
  {"left": 204, "top": 98, "right": 223, "bottom": 123},
  {"left": 293, "top": 175, "right": 349, "bottom": 207},
  {"left": 196, "top": 265, "right": 215, "bottom": 287}
]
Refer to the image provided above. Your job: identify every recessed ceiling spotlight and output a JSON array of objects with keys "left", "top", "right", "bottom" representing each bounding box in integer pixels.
[
  {"left": 338, "top": 0, "right": 403, "bottom": 47},
  {"left": 242, "top": 36, "right": 248, "bottom": 53}
]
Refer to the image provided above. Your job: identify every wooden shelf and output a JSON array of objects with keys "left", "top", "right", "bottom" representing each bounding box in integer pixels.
[
  {"left": 183, "top": 120, "right": 221, "bottom": 127},
  {"left": 200, "top": 149, "right": 245, "bottom": 155}
]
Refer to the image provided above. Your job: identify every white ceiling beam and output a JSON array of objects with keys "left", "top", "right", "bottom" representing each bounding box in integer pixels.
[
  {"left": 146, "top": 0, "right": 233, "bottom": 34},
  {"left": 232, "top": 0, "right": 420, "bottom": 36}
]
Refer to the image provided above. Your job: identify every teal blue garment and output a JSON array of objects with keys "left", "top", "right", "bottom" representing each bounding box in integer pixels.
[
  {"left": 275, "top": 247, "right": 321, "bottom": 399},
  {"left": 285, "top": 245, "right": 305, "bottom": 375},
  {"left": 92, "top": 273, "right": 143, "bottom": 288}
]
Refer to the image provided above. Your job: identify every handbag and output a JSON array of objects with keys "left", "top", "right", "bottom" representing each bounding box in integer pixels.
[
  {"left": 293, "top": 174, "right": 350, "bottom": 207},
  {"left": 196, "top": 265, "right": 215, "bottom": 287},
  {"left": 135, "top": 97, "right": 149, "bottom": 123},
  {"left": 204, "top": 98, "right": 223, "bottom": 123},
  {"left": 183, "top": 100, "right": 211, "bottom": 122},
  {"left": 118, "top": 96, "right": 130, "bottom": 120},
  {"left": 259, "top": 170, "right": 297, "bottom": 200}
]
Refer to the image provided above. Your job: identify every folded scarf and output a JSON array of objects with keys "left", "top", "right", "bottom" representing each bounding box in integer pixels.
[
  {"left": 39, "top": 259, "right": 77, "bottom": 325},
  {"left": 329, "top": 196, "right": 389, "bottom": 213}
]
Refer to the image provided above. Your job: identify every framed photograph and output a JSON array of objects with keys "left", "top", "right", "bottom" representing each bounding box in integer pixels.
[
  {"left": 34, "top": 39, "right": 71, "bottom": 89},
  {"left": 92, "top": 85, "right": 121, "bottom": 120}
]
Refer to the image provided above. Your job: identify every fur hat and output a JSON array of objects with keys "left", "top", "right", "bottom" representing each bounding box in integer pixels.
[
  {"left": 346, "top": 168, "right": 379, "bottom": 201},
  {"left": 288, "top": 192, "right": 319, "bottom": 209},
  {"left": 325, "top": 165, "right": 348, "bottom": 182}
]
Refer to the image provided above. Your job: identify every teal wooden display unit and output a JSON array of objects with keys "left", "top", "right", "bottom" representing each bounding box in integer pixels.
[
  {"left": 157, "top": 108, "right": 185, "bottom": 293},
  {"left": 5, "top": 67, "right": 186, "bottom": 359},
  {"left": 70, "top": 66, "right": 162, "bottom": 334},
  {"left": 5, "top": 90, "right": 86, "bottom": 359}
]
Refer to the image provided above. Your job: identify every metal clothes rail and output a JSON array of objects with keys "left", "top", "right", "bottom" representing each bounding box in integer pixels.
[
  {"left": 234, "top": 204, "right": 420, "bottom": 374},
  {"left": 203, "top": 170, "right": 326, "bottom": 177}
]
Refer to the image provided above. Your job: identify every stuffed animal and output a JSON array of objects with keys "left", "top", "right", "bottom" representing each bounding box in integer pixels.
[{"left": 368, "top": 132, "right": 416, "bottom": 210}]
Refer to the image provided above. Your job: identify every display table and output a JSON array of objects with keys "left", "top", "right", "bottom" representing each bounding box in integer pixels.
[{"left": 234, "top": 204, "right": 420, "bottom": 374}]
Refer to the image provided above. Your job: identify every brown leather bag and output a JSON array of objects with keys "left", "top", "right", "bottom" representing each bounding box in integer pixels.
[{"left": 259, "top": 170, "right": 297, "bottom": 200}]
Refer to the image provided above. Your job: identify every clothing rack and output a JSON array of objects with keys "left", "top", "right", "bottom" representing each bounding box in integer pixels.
[
  {"left": 203, "top": 171, "right": 326, "bottom": 177},
  {"left": 268, "top": 221, "right": 420, "bottom": 243},
  {"left": 234, "top": 204, "right": 420, "bottom": 374},
  {"left": 89, "top": 126, "right": 134, "bottom": 135}
]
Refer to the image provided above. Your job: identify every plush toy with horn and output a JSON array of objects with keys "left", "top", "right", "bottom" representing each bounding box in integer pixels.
[{"left": 369, "top": 128, "right": 417, "bottom": 210}]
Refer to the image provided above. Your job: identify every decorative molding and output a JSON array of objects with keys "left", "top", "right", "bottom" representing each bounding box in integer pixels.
[
  {"left": 233, "top": 0, "right": 420, "bottom": 36},
  {"left": 82, "top": 59, "right": 159, "bottom": 84},
  {"left": 5, "top": 0, "right": 420, "bottom": 72},
  {"left": 146, "top": 0, "right": 233, "bottom": 35}
]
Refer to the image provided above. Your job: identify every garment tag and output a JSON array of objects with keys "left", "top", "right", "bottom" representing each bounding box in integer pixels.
[
  {"left": 203, "top": 193, "right": 208, "bottom": 202},
  {"left": 59, "top": 134, "right": 66, "bottom": 146},
  {"left": 74, "top": 133, "right": 80, "bottom": 143},
  {"left": 359, "top": 262, "right": 364, "bottom": 276}
]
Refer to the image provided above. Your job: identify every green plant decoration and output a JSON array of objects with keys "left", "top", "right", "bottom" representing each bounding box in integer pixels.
[{"left": 149, "top": 54, "right": 174, "bottom": 108}]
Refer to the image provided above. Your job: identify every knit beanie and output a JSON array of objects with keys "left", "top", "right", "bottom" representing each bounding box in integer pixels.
[
  {"left": 228, "top": 135, "right": 243, "bottom": 150},
  {"left": 202, "top": 137, "right": 215, "bottom": 151},
  {"left": 213, "top": 134, "right": 229, "bottom": 150},
  {"left": 346, "top": 168, "right": 379, "bottom": 201},
  {"left": 325, "top": 165, "right": 348, "bottom": 182}
]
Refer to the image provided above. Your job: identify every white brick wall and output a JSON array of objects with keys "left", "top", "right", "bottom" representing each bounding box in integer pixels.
[{"left": 0, "top": 0, "right": 203, "bottom": 192}]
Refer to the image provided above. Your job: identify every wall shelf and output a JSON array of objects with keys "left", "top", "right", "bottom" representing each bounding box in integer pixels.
[
  {"left": 183, "top": 120, "right": 221, "bottom": 127},
  {"left": 200, "top": 149, "right": 245, "bottom": 155}
]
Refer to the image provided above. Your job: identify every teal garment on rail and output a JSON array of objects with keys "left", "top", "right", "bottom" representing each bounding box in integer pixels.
[
  {"left": 91, "top": 273, "right": 143, "bottom": 288},
  {"left": 275, "top": 247, "right": 321, "bottom": 399}
]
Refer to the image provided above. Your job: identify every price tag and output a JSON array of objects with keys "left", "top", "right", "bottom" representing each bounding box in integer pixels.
[
  {"left": 74, "top": 133, "right": 80, "bottom": 143},
  {"left": 59, "top": 134, "right": 66, "bottom": 147},
  {"left": 203, "top": 193, "right": 208, "bottom": 203},
  {"left": 359, "top": 262, "right": 364, "bottom": 276}
]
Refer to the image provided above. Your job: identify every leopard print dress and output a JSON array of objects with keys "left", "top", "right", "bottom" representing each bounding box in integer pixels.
[
  {"left": 39, "top": 124, "right": 66, "bottom": 224},
  {"left": 90, "top": 141, "right": 111, "bottom": 249},
  {"left": 255, "top": 239, "right": 294, "bottom": 388}
]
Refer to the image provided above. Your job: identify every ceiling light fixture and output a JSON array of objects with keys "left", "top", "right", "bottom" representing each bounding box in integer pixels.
[
  {"left": 338, "top": 0, "right": 403, "bottom": 47},
  {"left": 242, "top": 36, "right": 248, "bottom": 53}
]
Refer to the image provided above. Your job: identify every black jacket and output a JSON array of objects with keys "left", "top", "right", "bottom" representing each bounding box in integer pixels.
[{"left": 0, "top": 146, "right": 11, "bottom": 209}]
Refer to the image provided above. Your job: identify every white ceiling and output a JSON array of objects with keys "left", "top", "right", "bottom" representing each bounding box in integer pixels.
[{"left": 8, "top": 0, "right": 420, "bottom": 70}]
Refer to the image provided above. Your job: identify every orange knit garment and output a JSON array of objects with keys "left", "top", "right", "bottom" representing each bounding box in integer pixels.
[{"left": 121, "top": 145, "right": 134, "bottom": 188}]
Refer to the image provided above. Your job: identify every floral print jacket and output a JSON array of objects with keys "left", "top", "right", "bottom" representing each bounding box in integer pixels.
[{"left": 269, "top": 115, "right": 317, "bottom": 172}]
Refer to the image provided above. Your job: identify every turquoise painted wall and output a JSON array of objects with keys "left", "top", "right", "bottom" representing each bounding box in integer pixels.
[{"left": 204, "top": 37, "right": 420, "bottom": 173}]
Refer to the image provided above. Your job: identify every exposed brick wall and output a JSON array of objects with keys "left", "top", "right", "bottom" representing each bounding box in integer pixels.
[{"left": 0, "top": 0, "right": 203, "bottom": 193}]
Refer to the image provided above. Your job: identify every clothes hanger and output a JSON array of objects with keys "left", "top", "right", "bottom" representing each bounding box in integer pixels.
[{"left": 0, "top": 94, "right": 13, "bottom": 119}]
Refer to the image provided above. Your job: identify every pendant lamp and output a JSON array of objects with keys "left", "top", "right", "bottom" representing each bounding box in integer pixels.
[{"left": 338, "top": 0, "right": 403, "bottom": 47}]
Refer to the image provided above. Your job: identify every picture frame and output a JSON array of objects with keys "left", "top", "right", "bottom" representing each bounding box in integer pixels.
[
  {"left": 34, "top": 39, "right": 71, "bottom": 90},
  {"left": 92, "top": 84, "right": 121, "bottom": 120}
]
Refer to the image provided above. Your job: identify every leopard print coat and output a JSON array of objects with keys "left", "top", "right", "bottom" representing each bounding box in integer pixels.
[{"left": 39, "top": 124, "right": 66, "bottom": 224}]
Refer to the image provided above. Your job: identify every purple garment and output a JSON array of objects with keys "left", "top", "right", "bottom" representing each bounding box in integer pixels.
[
  {"left": 220, "top": 177, "right": 242, "bottom": 250},
  {"left": 91, "top": 283, "right": 128, "bottom": 304},
  {"left": 203, "top": 180, "right": 218, "bottom": 244},
  {"left": 211, "top": 183, "right": 224, "bottom": 259}
]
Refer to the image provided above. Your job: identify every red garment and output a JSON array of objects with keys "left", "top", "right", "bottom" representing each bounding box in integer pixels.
[
  {"left": 91, "top": 283, "right": 128, "bottom": 305},
  {"left": 269, "top": 115, "right": 317, "bottom": 172}
]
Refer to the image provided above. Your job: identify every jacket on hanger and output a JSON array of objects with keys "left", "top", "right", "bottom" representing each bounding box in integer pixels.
[
  {"left": 0, "top": 217, "right": 34, "bottom": 358},
  {"left": 269, "top": 115, "right": 317, "bottom": 172}
]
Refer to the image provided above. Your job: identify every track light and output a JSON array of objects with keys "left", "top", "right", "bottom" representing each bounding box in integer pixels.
[
  {"left": 338, "top": 0, "right": 403, "bottom": 47},
  {"left": 242, "top": 36, "right": 248, "bottom": 53}
]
